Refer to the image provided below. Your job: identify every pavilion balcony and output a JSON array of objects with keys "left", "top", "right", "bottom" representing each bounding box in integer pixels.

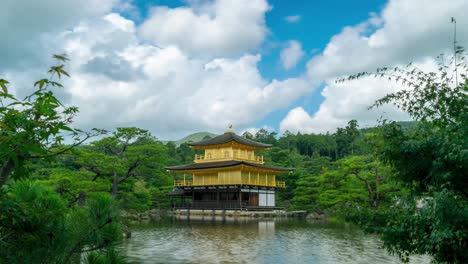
[
  {"left": 174, "top": 179, "right": 286, "bottom": 188},
  {"left": 194, "top": 154, "right": 264, "bottom": 164}
]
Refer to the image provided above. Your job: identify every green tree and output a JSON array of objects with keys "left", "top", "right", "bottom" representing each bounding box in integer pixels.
[
  {"left": 334, "top": 120, "right": 360, "bottom": 158},
  {"left": 290, "top": 153, "right": 331, "bottom": 211},
  {"left": 165, "top": 141, "right": 180, "bottom": 165},
  {"left": 0, "top": 55, "right": 123, "bottom": 263},
  {"left": 78, "top": 128, "right": 167, "bottom": 197},
  {"left": 277, "top": 130, "right": 295, "bottom": 153},
  {"left": 335, "top": 155, "right": 398, "bottom": 208},
  {"left": 0, "top": 181, "right": 123, "bottom": 263},
  {"left": 346, "top": 120, "right": 360, "bottom": 155},
  {"left": 254, "top": 128, "right": 277, "bottom": 145},
  {"left": 340, "top": 47, "right": 468, "bottom": 262},
  {"left": 176, "top": 143, "right": 195, "bottom": 164},
  {"left": 241, "top": 131, "right": 254, "bottom": 140},
  {"left": 0, "top": 55, "right": 103, "bottom": 187}
]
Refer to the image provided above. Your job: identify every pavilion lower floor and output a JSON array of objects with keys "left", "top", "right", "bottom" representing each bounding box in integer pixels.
[{"left": 168, "top": 185, "right": 279, "bottom": 210}]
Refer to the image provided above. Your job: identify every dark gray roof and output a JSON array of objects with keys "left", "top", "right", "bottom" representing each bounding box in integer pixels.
[
  {"left": 188, "top": 132, "right": 272, "bottom": 149},
  {"left": 166, "top": 160, "right": 293, "bottom": 172}
]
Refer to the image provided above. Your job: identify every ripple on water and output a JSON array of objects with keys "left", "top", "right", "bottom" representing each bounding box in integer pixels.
[{"left": 117, "top": 218, "right": 430, "bottom": 264}]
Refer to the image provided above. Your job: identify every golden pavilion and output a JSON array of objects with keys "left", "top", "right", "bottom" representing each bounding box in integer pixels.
[{"left": 166, "top": 126, "right": 293, "bottom": 210}]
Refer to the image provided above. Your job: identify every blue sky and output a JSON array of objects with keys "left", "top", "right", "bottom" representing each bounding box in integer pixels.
[
  {"left": 127, "top": 0, "right": 387, "bottom": 78},
  {"left": 1, "top": 0, "right": 467, "bottom": 139},
  {"left": 126, "top": 0, "right": 386, "bottom": 74},
  {"left": 260, "top": 0, "right": 387, "bottom": 76},
  {"left": 256, "top": 0, "right": 387, "bottom": 132}
]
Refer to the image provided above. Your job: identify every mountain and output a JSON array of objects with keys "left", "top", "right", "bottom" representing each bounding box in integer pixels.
[{"left": 163, "top": 132, "right": 217, "bottom": 146}]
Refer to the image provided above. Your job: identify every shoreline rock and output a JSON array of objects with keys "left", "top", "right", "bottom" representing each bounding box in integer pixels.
[
  {"left": 123, "top": 208, "right": 164, "bottom": 222},
  {"left": 306, "top": 212, "right": 327, "bottom": 221}
]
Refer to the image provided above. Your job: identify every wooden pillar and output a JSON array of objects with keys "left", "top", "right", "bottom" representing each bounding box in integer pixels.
[
  {"left": 192, "top": 188, "right": 195, "bottom": 209},
  {"left": 239, "top": 187, "right": 242, "bottom": 210}
]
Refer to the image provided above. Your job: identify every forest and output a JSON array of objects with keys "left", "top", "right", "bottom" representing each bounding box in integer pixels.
[{"left": 0, "top": 49, "right": 466, "bottom": 263}]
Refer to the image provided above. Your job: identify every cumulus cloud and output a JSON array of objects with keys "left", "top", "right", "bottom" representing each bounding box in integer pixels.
[
  {"left": 280, "top": 40, "right": 304, "bottom": 70},
  {"left": 0, "top": 0, "right": 116, "bottom": 70},
  {"left": 139, "top": 0, "right": 270, "bottom": 57},
  {"left": 4, "top": 0, "right": 466, "bottom": 139},
  {"left": 306, "top": 0, "right": 468, "bottom": 81},
  {"left": 284, "top": 15, "right": 301, "bottom": 23},
  {"left": 1, "top": 1, "right": 312, "bottom": 140},
  {"left": 280, "top": 77, "right": 411, "bottom": 134},
  {"left": 51, "top": 14, "right": 310, "bottom": 139},
  {"left": 281, "top": 0, "right": 468, "bottom": 134}
]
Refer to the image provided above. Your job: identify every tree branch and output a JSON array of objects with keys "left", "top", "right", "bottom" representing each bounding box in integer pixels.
[
  {"left": 352, "top": 169, "right": 375, "bottom": 207},
  {"left": 64, "top": 215, "right": 113, "bottom": 263},
  {"left": 0, "top": 157, "right": 16, "bottom": 187},
  {"left": 79, "top": 242, "right": 112, "bottom": 254},
  {"left": 380, "top": 189, "right": 399, "bottom": 196},
  {"left": 30, "top": 134, "right": 93, "bottom": 159}
]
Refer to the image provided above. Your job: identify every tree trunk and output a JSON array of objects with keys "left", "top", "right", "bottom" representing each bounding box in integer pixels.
[
  {"left": 354, "top": 169, "right": 375, "bottom": 208},
  {"left": 111, "top": 170, "right": 119, "bottom": 196},
  {"left": 365, "top": 180, "right": 374, "bottom": 207},
  {"left": 374, "top": 161, "right": 381, "bottom": 208},
  {"left": 0, "top": 157, "right": 15, "bottom": 188}
]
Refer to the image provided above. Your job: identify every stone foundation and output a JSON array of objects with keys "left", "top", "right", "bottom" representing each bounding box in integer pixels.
[{"left": 172, "top": 209, "right": 307, "bottom": 218}]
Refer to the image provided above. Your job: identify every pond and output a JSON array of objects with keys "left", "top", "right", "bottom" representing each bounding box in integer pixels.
[{"left": 117, "top": 217, "right": 429, "bottom": 264}]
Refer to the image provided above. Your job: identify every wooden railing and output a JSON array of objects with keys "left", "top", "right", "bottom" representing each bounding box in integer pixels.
[
  {"left": 174, "top": 180, "right": 193, "bottom": 187},
  {"left": 174, "top": 202, "right": 247, "bottom": 210},
  {"left": 194, "top": 154, "right": 264, "bottom": 164},
  {"left": 275, "top": 181, "right": 286, "bottom": 188},
  {"left": 174, "top": 179, "right": 285, "bottom": 188}
]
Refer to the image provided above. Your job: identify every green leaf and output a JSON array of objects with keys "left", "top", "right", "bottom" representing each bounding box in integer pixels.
[
  {"left": 0, "top": 78, "right": 9, "bottom": 94},
  {"left": 48, "top": 65, "right": 70, "bottom": 79},
  {"left": 52, "top": 54, "right": 69, "bottom": 62},
  {"left": 34, "top": 79, "right": 50, "bottom": 89}
]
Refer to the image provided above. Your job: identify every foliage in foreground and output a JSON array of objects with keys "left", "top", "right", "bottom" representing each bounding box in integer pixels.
[
  {"left": 0, "top": 55, "right": 104, "bottom": 187},
  {"left": 340, "top": 47, "right": 468, "bottom": 262},
  {"left": 0, "top": 56, "right": 125, "bottom": 263},
  {"left": 0, "top": 181, "right": 123, "bottom": 263}
]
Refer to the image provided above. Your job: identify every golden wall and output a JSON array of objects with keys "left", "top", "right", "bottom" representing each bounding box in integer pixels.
[{"left": 188, "top": 169, "right": 278, "bottom": 187}]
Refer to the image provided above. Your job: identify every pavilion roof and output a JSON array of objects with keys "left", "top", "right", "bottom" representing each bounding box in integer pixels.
[
  {"left": 188, "top": 132, "right": 272, "bottom": 149},
  {"left": 166, "top": 160, "right": 293, "bottom": 172}
]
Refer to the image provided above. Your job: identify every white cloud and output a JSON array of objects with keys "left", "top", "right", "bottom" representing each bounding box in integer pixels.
[
  {"left": 281, "top": 0, "right": 468, "bottom": 134},
  {"left": 4, "top": 0, "right": 466, "bottom": 140},
  {"left": 139, "top": 0, "right": 270, "bottom": 57},
  {"left": 280, "top": 77, "right": 411, "bottom": 134},
  {"left": 280, "top": 40, "right": 304, "bottom": 70},
  {"left": 1, "top": 0, "right": 311, "bottom": 140},
  {"left": 49, "top": 14, "right": 310, "bottom": 139},
  {"left": 306, "top": 0, "right": 468, "bottom": 81},
  {"left": 284, "top": 15, "right": 301, "bottom": 23},
  {"left": 0, "top": 0, "right": 116, "bottom": 69}
]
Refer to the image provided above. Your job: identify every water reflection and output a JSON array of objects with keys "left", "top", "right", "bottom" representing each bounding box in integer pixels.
[{"left": 118, "top": 217, "right": 429, "bottom": 264}]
